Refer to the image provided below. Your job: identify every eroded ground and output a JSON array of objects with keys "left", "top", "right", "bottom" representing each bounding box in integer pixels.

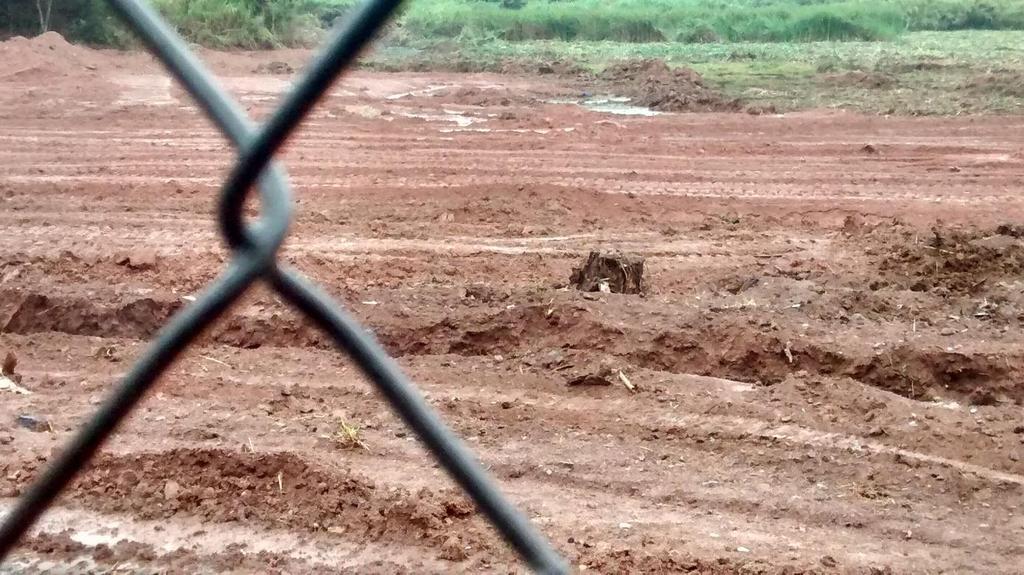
[{"left": 1, "top": 35, "right": 1024, "bottom": 574}]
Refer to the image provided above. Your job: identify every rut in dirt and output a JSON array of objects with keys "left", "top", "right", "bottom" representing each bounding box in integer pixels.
[{"left": 3, "top": 285, "right": 1021, "bottom": 405}]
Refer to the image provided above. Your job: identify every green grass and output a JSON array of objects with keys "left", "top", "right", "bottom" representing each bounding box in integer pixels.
[
  {"left": 1, "top": 0, "right": 344, "bottom": 48},
  {"left": 898, "top": 0, "right": 1024, "bottom": 31},
  {"left": 365, "top": 30, "right": 1024, "bottom": 115},
  {"left": 371, "top": 30, "right": 1024, "bottom": 69},
  {"left": 150, "top": 0, "right": 329, "bottom": 48},
  {"left": 397, "top": 0, "right": 1024, "bottom": 44},
  {"left": 402, "top": 0, "right": 909, "bottom": 43},
  {"left": 6, "top": 0, "right": 1024, "bottom": 47},
  {"left": 395, "top": 0, "right": 1024, "bottom": 44}
]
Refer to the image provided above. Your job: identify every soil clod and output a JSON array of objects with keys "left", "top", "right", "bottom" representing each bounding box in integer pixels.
[
  {"left": 16, "top": 414, "right": 49, "bottom": 432},
  {"left": 567, "top": 367, "right": 614, "bottom": 387},
  {"left": 878, "top": 225, "right": 1024, "bottom": 295},
  {"left": 570, "top": 250, "right": 646, "bottom": 294},
  {"left": 254, "top": 61, "right": 294, "bottom": 75},
  {"left": 439, "top": 535, "right": 468, "bottom": 562},
  {"left": 116, "top": 249, "right": 158, "bottom": 270},
  {"left": 566, "top": 357, "right": 619, "bottom": 387},
  {"left": 2, "top": 352, "right": 16, "bottom": 378}
]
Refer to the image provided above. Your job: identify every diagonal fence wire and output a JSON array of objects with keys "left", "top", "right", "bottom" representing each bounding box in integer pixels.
[{"left": 0, "top": 0, "right": 568, "bottom": 572}]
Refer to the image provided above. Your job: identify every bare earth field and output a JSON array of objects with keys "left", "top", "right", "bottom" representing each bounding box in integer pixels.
[{"left": 1, "top": 35, "right": 1024, "bottom": 574}]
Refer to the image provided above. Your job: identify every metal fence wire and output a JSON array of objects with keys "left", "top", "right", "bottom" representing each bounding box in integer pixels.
[{"left": 0, "top": 0, "right": 568, "bottom": 572}]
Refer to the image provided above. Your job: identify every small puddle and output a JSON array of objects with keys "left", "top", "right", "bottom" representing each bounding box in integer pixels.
[
  {"left": 439, "top": 127, "right": 576, "bottom": 134},
  {"left": 385, "top": 84, "right": 449, "bottom": 100},
  {"left": 113, "top": 75, "right": 177, "bottom": 107},
  {"left": 343, "top": 104, "right": 388, "bottom": 120},
  {"left": 395, "top": 108, "right": 482, "bottom": 127},
  {"left": 548, "top": 95, "right": 661, "bottom": 117},
  {"left": 71, "top": 530, "right": 123, "bottom": 547}
]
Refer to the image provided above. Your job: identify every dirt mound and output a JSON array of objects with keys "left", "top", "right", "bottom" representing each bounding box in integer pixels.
[
  {"left": 878, "top": 225, "right": 1024, "bottom": 294},
  {"left": 20, "top": 531, "right": 343, "bottom": 574},
  {"left": 823, "top": 71, "right": 896, "bottom": 89},
  {"left": 4, "top": 285, "right": 1020, "bottom": 403},
  {"left": 254, "top": 60, "right": 294, "bottom": 75},
  {"left": 962, "top": 71, "right": 1024, "bottom": 98},
  {"left": 0, "top": 31, "right": 106, "bottom": 79},
  {"left": 887, "top": 59, "right": 959, "bottom": 73},
  {"left": 599, "top": 59, "right": 690, "bottom": 84},
  {"left": 579, "top": 547, "right": 765, "bottom": 575},
  {"left": 499, "top": 58, "right": 589, "bottom": 78},
  {"left": 598, "top": 59, "right": 739, "bottom": 112},
  {"left": 0, "top": 31, "right": 119, "bottom": 111},
  {"left": 46, "top": 448, "right": 487, "bottom": 557},
  {"left": 0, "top": 291, "right": 181, "bottom": 339},
  {"left": 434, "top": 86, "right": 535, "bottom": 107}
]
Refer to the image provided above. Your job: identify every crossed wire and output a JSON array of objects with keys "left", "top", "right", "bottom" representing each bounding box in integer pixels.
[{"left": 0, "top": 1, "right": 567, "bottom": 572}]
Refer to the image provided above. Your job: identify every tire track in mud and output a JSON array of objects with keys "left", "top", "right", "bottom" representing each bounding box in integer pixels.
[
  {"left": 2, "top": 448, "right": 501, "bottom": 566},
  {"left": 1, "top": 504, "right": 443, "bottom": 574},
  {"left": 2, "top": 329, "right": 1021, "bottom": 573},
  {"left": 4, "top": 67, "right": 1024, "bottom": 573},
  {"left": 1, "top": 426, "right": 1004, "bottom": 574},
  {"left": 3, "top": 374, "right": 1014, "bottom": 574},
  {"left": 3, "top": 111, "right": 1024, "bottom": 208},
  {"left": 4, "top": 157, "right": 1019, "bottom": 186},
  {"left": 9, "top": 334, "right": 1020, "bottom": 491},
  {"left": 3, "top": 287, "right": 1022, "bottom": 403},
  {"left": 5, "top": 173, "right": 1021, "bottom": 204}
]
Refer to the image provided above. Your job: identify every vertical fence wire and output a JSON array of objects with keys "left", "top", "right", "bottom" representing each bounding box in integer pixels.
[{"left": 0, "top": 1, "right": 568, "bottom": 572}]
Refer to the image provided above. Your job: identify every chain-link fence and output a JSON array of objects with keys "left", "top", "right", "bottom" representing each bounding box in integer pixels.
[{"left": 0, "top": 0, "right": 567, "bottom": 572}]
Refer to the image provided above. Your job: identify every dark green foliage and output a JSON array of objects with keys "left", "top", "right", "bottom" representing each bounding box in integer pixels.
[
  {"left": 0, "top": 0, "right": 124, "bottom": 44},
  {"left": 403, "top": 1, "right": 906, "bottom": 44},
  {"left": 4, "top": 0, "right": 1024, "bottom": 48},
  {"left": 899, "top": 0, "right": 1024, "bottom": 31}
]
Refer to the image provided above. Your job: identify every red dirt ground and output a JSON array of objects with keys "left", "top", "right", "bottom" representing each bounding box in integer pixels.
[{"left": 1, "top": 36, "right": 1024, "bottom": 574}]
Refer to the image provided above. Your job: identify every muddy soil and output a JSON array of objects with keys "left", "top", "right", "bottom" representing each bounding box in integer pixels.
[
  {"left": 822, "top": 71, "right": 898, "bottom": 90},
  {"left": 1, "top": 35, "right": 1024, "bottom": 574},
  {"left": 962, "top": 71, "right": 1024, "bottom": 99},
  {"left": 597, "top": 59, "right": 741, "bottom": 113}
]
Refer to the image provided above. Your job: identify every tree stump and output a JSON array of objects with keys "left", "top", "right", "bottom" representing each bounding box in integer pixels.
[{"left": 570, "top": 250, "right": 646, "bottom": 294}]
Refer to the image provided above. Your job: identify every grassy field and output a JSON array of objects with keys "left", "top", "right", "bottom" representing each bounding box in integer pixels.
[
  {"left": 400, "top": 0, "right": 910, "bottom": 43},
  {"left": 3, "top": 0, "right": 1022, "bottom": 115},
  {"left": 392, "top": 0, "right": 1024, "bottom": 44},
  {"left": 365, "top": 30, "right": 1024, "bottom": 115},
  {"left": 6, "top": 0, "right": 1024, "bottom": 47},
  {"left": 136, "top": 0, "right": 1024, "bottom": 116}
]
